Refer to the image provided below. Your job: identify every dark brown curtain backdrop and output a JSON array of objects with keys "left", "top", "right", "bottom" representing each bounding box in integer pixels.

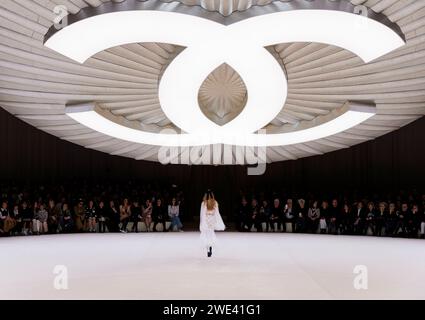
[{"left": 1, "top": 107, "right": 424, "bottom": 216}]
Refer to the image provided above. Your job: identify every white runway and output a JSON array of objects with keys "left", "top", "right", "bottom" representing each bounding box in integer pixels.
[{"left": 1, "top": 232, "right": 424, "bottom": 299}]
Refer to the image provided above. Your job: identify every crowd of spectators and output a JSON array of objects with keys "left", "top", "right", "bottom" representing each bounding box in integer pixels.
[
  {"left": 235, "top": 191, "right": 425, "bottom": 238},
  {"left": 0, "top": 182, "right": 185, "bottom": 236},
  {"left": 1, "top": 183, "right": 425, "bottom": 239}
]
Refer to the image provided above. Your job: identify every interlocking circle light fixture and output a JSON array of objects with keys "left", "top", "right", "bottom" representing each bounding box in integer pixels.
[{"left": 44, "top": 0, "right": 406, "bottom": 147}]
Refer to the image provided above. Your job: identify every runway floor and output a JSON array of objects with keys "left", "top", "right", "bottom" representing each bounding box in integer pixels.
[{"left": 1, "top": 232, "right": 424, "bottom": 299}]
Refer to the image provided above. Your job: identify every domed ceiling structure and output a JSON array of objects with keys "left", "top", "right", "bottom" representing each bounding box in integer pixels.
[{"left": 0, "top": 0, "right": 424, "bottom": 164}]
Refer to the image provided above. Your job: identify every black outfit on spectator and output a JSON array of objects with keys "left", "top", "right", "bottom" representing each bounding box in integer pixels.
[
  {"left": 328, "top": 205, "right": 339, "bottom": 235},
  {"left": 237, "top": 203, "right": 250, "bottom": 231},
  {"left": 338, "top": 209, "right": 352, "bottom": 235},
  {"left": 406, "top": 211, "right": 419, "bottom": 238},
  {"left": 153, "top": 205, "right": 167, "bottom": 232},
  {"left": 47, "top": 206, "right": 59, "bottom": 234},
  {"left": 353, "top": 207, "right": 366, "bottom": 235},
  {"left": 295, "top": 206, "right": 307, "bottom": 233},
  {"left": 395, "top": 210, "right": 410, "bottom": 237},
  {"left": 247, "top": 204, "right": 262, "bottom": 232},
  {"left": 107, "top": 205, "right": 120, "bottom": 233},
  {"left": 130, "top": 205, "right": 141, "bottom": 232},
  {"left": 364, "top": 209, "right": 376, "bottom": 235},
  {"left": 21, "top": 206, "right": 33, "bottom": 234},
  {"left": 260, "top": 205, "right": 270, "bottom": 231},
  {"left": 85, "top": 206, "right": 96, "bottom": 219},
  {"left": 61, "top": 209, "right": 74, "bottom": 233},
  {"left": 374, "top": 210, "right": 386, "bottom": 236},
  {"left": 385, "top": 211, "right": 398, "bottom": 236},
  {"left": 269, "top": 205, "right": 282, "bottom": 231},
  {"left": 21, "top": 207, "right": 33, "bottom": 222},
  {"left": 97, "top": 206, "right": 107, "bottom": 233}
]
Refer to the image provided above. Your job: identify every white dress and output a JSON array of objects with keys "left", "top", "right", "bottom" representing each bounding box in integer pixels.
[{"left": 199, "top": 202, "right": 225, "bottom": 248}]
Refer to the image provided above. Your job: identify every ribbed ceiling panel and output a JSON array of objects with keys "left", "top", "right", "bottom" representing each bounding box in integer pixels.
[{"left": 0, "top": 0, "right": 424, "bottom": 163}]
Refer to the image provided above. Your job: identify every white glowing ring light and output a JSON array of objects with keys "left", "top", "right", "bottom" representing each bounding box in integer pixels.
[
  {"left": 66, "top": 102, "right": 376, "bottom": 147},
  {"left": 45, "top": 10, "right": 405, "bottom": 147}
]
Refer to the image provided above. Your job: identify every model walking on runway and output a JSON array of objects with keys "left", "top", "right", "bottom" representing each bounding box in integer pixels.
[{"left": 199, "top": 190, "right": 225, "bottom": 257}]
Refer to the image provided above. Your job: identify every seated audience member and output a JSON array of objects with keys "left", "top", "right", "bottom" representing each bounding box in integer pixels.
[
  {"left": 364, "top": 202, "right": 376, "bottom": 235},
  {"left": 256, "top": 200, "right": 267, "bottom": 230},
  {"left": 143, "top": 199, "right": 153, "bottom": 231},
  {"left": 419, "top": 207, "right": 425, "bottom": 239},
  {"left": 55, "top": 197, "right": 66, "bottom": 231},
  {"left": 328, "top": 199, "right": 339, "bottom": 235},
  {"left": 130, "top": 200, "right": 142, "bottom": 233},
  {"left": 0, "top": 201, "right": 6, "bottom": 235},
  {"left": 237, "top": 197, "right": 249, "bottom": 231},
  {"left": 284, "top": 199, "right": 295, "bottom": 233},
  {"left": 307, "top": 201, "right": 320, "bottom": 234},
  {"left": 119, "top": 198, "right": 131, "bottom": 233},
  {"left": 86, "top": 200, "right": 97, "bottom": 233},
  {"left": 375, "top": 202, "right": 387, "bottom": 236},
  {"left": 385, "top": 203, "right": 398, "bottom": 236},
  {"left": 61, "top": 203, "right": 74, "bottom": 233},
  {"left": 353, "top": 201, "right": 366, "bottom": 235},
  {"left": 395, "top": 202, "right": 410, "bottom": 237},
  {"left": 97, "top": 201, "right": 107, "bottom": 233},
  {"left": 247, "top": 198, "right": 262, "bottom": 232},
  {"left": 47, "top": 199, "right": 59, "bottom": 234},
  {"left": 168, "top": 198, "right": 183, "bottom": 232},
  {"left": 33, "top": 201, "right": 39, "bottom": 218},
  {"left": 407, "top": 204, "right": 420, "bottom": 238},
  {"left": 338, "top": 204, "right": 352, "bottom": 235},
  {"left": 3, "top": 201, "right": 18, "bottom": 236},
  {"left": 251, "top": 199, "right": 264, "bottom": 232},
  {"left": 1, "top": 201, "right": 16, "bottom": 236},
  {"left": 319, "top": 201, "right": 329, "bottom": 234},
  {"left": 259, "top": 200, "right": 270, "bottom": 232},
  {"left": 107, "top": 200, "right": 120, "bottom": 232},
  {"left": 12, "top": 204, "right": 22, "bottom": 236},
  {"left": 152, "top": 198, "right": 167, "bottom": 232},
  {"left": 295, "top": 199, "right": 307, "bottom": 233},
  {"left": 270, "top": 198, "right": 281, "bottom": 232},
  {"left": 74, "top": 199, "right": 86, "bottom": 232},
  {"left": 21, "top": 201, "right": 33, "bottom": 235},
  {"left": 33, "top": 203, "right": 48, "bottom": 235}
]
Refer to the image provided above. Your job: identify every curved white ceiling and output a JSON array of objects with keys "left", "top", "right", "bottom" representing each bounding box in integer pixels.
[{"left": 0, "top": 0, "right": 425, "bottom": 163}]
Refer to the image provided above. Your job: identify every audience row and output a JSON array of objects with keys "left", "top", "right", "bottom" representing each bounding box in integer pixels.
[
  {"left": 1, "top": 183, "right": 425, "bottom": 239},
  {"left": 0, "top": 182, "right": 184, "bottom": 236},
  {"left": 236, "top": 196, "right": 425, "bottom": 238}
]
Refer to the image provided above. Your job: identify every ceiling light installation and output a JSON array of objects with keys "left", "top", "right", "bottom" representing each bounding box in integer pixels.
[
  {"left": 45, "top": 0, "right": 405, "bottom": 148},
  {"left": 66, "top": 102, "right": 375, "bottom": 147}
]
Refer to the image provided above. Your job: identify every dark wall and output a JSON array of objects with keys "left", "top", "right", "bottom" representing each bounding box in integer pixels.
[{"left": 1, "top": 107, "right": 424, "bottom": 216}]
